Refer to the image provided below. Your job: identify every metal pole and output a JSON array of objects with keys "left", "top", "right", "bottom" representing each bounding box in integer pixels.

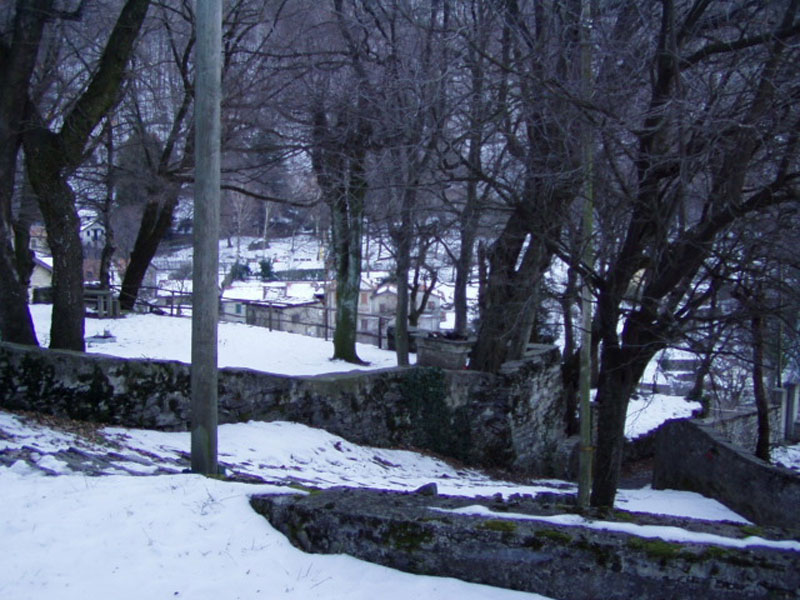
[{"left": 191, "top": 0, "right": 221, "bottom": 475}]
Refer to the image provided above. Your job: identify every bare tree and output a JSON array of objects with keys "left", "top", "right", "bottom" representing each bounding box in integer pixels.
[
  {"left": 468, "top": 0, "right": 584, "bottom": 373},
  {"left": 586, "top": 0, "right": 800, "bottom": 507},
  {"left": 17, "top": 0, "right": 151, "bottom": 351}
]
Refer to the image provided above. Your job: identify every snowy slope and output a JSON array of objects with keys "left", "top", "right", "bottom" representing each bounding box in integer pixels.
[{"left": 6, "top": 409, "right": 797, "bottom": 600}]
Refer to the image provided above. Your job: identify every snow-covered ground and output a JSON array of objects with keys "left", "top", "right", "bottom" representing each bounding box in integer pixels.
[
  {"left": 4, "top": 305, "right": 800, "bottom": 599},
  {"left": 4, "top": 410, "right": 798, "bottom": 600},
  {"left": 31, "top": 304, "right": 404, "bottom": 376},
  {"left": 773, "top": 443, "right": 800, "bottom": 473},
  {"left": 625, "top": 394, "right": 701, "bottom": 439}
]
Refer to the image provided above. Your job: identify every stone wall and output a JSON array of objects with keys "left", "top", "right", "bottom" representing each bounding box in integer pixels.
[
  {"left": 705, "top": 401, "right": 785, "bottom": 451},
  {"left": 653, "top": 419, "right": 800, "bottom": 529},
  {"left": 251, "top": 487, "right": 800, "bottom": 600},
  {"left": 0, "top": 341, "right": 565, "bottom": 474}
]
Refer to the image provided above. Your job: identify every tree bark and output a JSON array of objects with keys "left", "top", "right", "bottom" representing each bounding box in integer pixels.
[
  {"left": 23, "top": 127, "right": 85, "bottom": 350},
  {"left": 329, "top": 164, "right": 366, "bottom": 364},
  {"left": 391, "top": 190, "right": 413, "bottom": 366},
  {"left": 590, "top": 344, "right": 651, "bottom": 508},
  {"left": 0, "top": 0, "right": 53, "bottom": 345},
  {"left": 751, "top": 312, "right": 771, "bottom": 461}
]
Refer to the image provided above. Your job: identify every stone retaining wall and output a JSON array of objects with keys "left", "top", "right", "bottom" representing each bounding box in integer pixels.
[
  {"left": 653, "top": 419, "right": 800, "bottom": 530},
  {"left": 251, "top": 487, "right": 800, "bottom": 600},
  {"left": 706, "top": 402, "right": 785, "bottom": 451},
  {"left": 0, "top": 341, "right": 566, "bottom": 474}
]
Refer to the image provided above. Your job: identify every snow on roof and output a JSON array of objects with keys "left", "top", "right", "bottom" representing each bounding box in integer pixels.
[
  {"left": 221, "top": 280, "right": 323, "bottom": 306},
  {"left": 33, "top": 253, "right": 53, "bottom": 270},
  {"left": 221, "top": 281, "right": 267, "bottom": 302}
]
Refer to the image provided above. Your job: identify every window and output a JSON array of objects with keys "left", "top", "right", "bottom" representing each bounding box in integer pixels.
[
  {"left": 291, "top": 313, "right": 301, "bottom": 324},
  {"left": 235, "top": 303, "right": 242, "bottom": 315}
]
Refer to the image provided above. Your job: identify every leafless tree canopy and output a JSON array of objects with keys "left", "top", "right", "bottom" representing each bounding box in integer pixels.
[{"left": 1, "top": 0, "right": 798, "bottom": 506}]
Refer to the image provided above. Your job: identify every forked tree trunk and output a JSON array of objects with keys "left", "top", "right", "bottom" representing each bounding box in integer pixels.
[
  {"left": 20, "top": 0, "right": 150, "bottom": 350},
  {"left": 469, "top": 204, "right": 551, "bottom": 373},
  {"left": 23, "top": 132, "right": 86, "bottom": 351}
]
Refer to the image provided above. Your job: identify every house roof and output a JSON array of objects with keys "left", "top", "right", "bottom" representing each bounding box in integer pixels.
[{"left": 33, "top": 254, "right": 53, "bottom": 271}]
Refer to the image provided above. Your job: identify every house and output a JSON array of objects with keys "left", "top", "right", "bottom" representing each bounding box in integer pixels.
[
  {"left": 29, "top": 254, "right": 53, "bottom": 302},
  {"left": 325, "top": 272, "right": 445, "bottom": 344},
  {"left": 29, "top": 224, "right": 50, "bottom": 255},
  {"left": 219, "top": 280, "right": 326, "bottom": 337},
  {"left": 80, "top": 216, "right": 105, "bottom": 248}
]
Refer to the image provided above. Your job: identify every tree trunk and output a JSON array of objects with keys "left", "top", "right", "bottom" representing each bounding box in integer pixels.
[
  {"left": 24, "top": 130, "right": 86, "bottom": 351},
  {"left": 20, "top": 0, "right": 150, "bottom": 349},
  {"left": 394, "top": 239, "right": 411, "bottom": 365},
  {"left": 310, "top": 91, "right": 368, "bottom": 365},
  {"left": 590, "top": 345, "right": 650, "bottom": 508},
  {"left": 469, "top": 204, "right": 551, "bottom": 373},
  {"left": 0, "top": 0, "right": 54, "bottom": 346},
  {"left": 98, "top": 119, "right": 116, "bottom": 290},
  {"left": 392, "top": 191, "right": 413, "bottom": 366},
  {"left": 751, "top": 313, "right": 771, "bottom": 461},
  {"left": 0, "top": 226, "right": 38, "bottom": 345},
  {"left": 452, "top": 236, "right": 475, "bottom": 336},
  {"left": 119, "top": 188, "right": 180, "bottom": 310},
  {"left": 99, "top": 228, "right": 116, "bottom": 290},
  {"left": 560, "top": 259, "right": 580, "bottom": 435},
  {"left": 330, "top": 186, "right": 365, "bottom": 364},
  {"left": 453, "top": 145, "right": 482, "bottom": 336}
]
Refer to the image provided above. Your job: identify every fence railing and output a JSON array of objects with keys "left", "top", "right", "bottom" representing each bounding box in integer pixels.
[
  {"left": 233, "top": 301, "right": 395, "bottom": 349},
  {"left": 89, "top": 284, "right": 405, "bottom": 350}
]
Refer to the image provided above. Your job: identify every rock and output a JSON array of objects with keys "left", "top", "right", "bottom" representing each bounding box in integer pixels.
[
  {"left": 251, "top": 487, "right": 800, "bottom": 600},
  {"left": 413, "top": 482, "right": 438, "bottom": 496}
]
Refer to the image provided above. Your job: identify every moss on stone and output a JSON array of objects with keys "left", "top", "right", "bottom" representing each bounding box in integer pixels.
[
  {"left": 386, "top": 521, "right": 434, "bottom": 552},
  {"left": 479, "top": 519, "right": 517, "bottom": 533},
  {"left": 627, "top": 537, "right": 682, "bottom": 561},
  {"left": 535, "top": 528, "right": 573, "bottom": 544},
  {"left": 400, "top": 367, "right": 471, "bottom": 460}
]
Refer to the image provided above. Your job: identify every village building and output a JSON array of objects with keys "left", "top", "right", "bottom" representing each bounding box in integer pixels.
[{"left": 29, "top": 254, "right": 53, "bottom": 303}]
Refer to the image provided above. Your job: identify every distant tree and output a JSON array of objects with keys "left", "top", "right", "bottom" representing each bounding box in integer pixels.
[
  {"left": 229, "top": 261, "right": 251, "bottom": 282},
  {"left": 259, "top": 258, "right": 275, "bottom": 281}
]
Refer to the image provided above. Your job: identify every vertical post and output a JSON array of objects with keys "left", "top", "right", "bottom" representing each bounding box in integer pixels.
[
  {"left": 577, "top": 0, "right": 594, "bottom": 509},
  {"left": 785, "top": 383, "right": 798, "bottom": 441},
  {"left": 771, "top": 388, "right": 786, "bottom": 447},
  {"left": 191, "top": 0, "right": 221, "bottom": 476}
]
